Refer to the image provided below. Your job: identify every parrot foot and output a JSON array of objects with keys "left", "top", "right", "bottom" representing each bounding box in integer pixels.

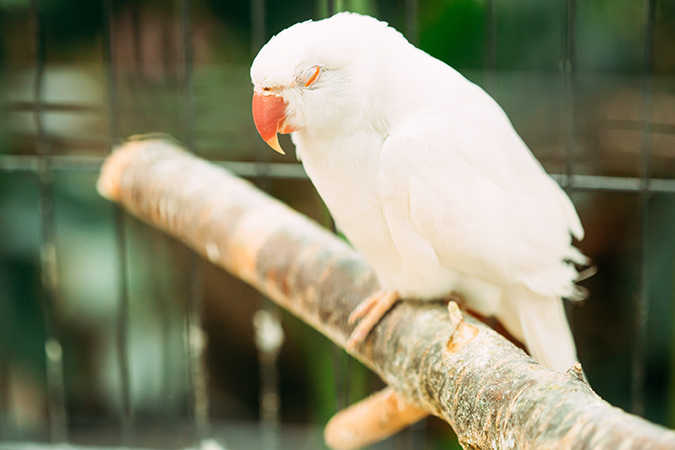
[{"left": 347, "top": 289, "right": 400, "bottom": 350}]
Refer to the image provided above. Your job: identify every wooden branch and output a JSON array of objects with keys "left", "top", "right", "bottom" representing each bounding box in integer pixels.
[
  {"left": 324, "top": 386, "right": 428, "bottom": 449},
  {"left": 97, "top": 138, "right": 675, "bottom": 449}
]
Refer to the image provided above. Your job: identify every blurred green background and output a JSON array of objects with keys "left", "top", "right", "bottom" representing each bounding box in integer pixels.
[{"left": 1, "top": 0, "right": 675, "bottom": 448}]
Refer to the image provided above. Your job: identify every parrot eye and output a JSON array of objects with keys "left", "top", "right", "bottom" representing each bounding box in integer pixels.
[{"left": 299, "top": 66, "right": 321, "bottom": 88}]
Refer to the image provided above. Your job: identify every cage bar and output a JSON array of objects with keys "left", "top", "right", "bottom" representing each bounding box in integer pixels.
[
  {"left": 560, "top": 0, "right": 579, "bottom": 341},
  {"left": 561, "top": 0, "right": 576, "bottom": 188},
  {"left": 178, "top": 0, "right": 212, "bottom": 441},
  {"left": 249, "top": 1, "right": 283, "bottom": 448},
  {"left": 484, "top": 0, "right": 497, "bottom": 76},
  {"left": 101, "top": 0, "right": 135, "bottom": 442},
  {"left": 632, "top": 0, "right": 657, "bottom": 417},
  {"left": 404, "top": 0, "right": 419, "bottom": 46},
  {"left": 30, "top": 0, "right": 68, "bottom": 442}
]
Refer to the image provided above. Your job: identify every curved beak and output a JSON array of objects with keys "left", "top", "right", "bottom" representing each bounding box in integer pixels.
[{"left": 252, "top": 90, "right": 291, "bottom": 155}]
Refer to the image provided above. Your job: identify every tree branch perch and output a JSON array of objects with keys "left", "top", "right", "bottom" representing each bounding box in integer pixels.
[{"left": 97, "top": 138, "right": 675, "bottom": 449}]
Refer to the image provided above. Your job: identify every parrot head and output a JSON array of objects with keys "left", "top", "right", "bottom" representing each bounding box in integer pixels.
[{"left": 250, "top": 13, "right": 405, "bottom": 154}]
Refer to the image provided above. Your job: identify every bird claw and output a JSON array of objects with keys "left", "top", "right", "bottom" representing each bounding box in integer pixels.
[
  {"left": 347, "top": 289, "right": 399, "bottom": 351},
  {"left": 348, "top": 291, "right": 382, "bottom": 324}
]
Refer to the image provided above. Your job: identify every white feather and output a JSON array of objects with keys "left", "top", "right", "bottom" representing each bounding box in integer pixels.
[{"left": 251, "top": 12, "right": 588, "bottom": 372}]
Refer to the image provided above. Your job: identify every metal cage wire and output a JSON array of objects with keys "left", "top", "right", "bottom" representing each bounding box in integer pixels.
[{"left": 0, "top": 0, "right": 672, "bottom": 447}]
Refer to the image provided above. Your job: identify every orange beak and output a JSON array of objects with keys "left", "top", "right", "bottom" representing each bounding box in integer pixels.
[{"left": 252, "top": 90, "right": 294, "bottom": 155}]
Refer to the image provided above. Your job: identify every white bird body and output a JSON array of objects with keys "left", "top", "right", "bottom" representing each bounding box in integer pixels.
[{"left": 251, "top": 13, "right": 588, "bottom": 372}]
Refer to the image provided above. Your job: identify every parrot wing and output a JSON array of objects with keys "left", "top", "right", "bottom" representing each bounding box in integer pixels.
[
  {"left": 379, "top": 116, "right": 583, "bottom": 372},
  {"left": 379, "top": 110, "right": 585, "bottom": 302}
]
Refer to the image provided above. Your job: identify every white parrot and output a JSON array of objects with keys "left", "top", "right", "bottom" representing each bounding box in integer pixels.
[{"left": 250, "top": 12, "right": 588, "bottom": 372}]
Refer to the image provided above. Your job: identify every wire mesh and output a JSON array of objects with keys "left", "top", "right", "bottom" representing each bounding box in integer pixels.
[{"left": 0, "top": 0, "right": 674, "bottom": 448}]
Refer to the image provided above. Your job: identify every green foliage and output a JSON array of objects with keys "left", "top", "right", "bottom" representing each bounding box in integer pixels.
[{"left": 419, "top": 0, "right": 485, "bottom": 69}]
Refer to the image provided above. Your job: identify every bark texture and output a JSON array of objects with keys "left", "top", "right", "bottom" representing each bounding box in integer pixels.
[{"left": 98, "top": 138, "right": 675, "bottom": 449}]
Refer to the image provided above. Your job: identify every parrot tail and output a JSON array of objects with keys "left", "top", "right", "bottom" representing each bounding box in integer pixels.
[{"left": 502, "top": 286, "right": 578, "bottom": 373}]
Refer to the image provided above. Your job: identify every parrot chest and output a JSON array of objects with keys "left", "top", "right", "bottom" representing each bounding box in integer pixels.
[
  {"left": 295, "top": 134, "right": 467, "bottom": 299},
  {"left": 298, "top": 136, "right": 394, "bottom": 256}
]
